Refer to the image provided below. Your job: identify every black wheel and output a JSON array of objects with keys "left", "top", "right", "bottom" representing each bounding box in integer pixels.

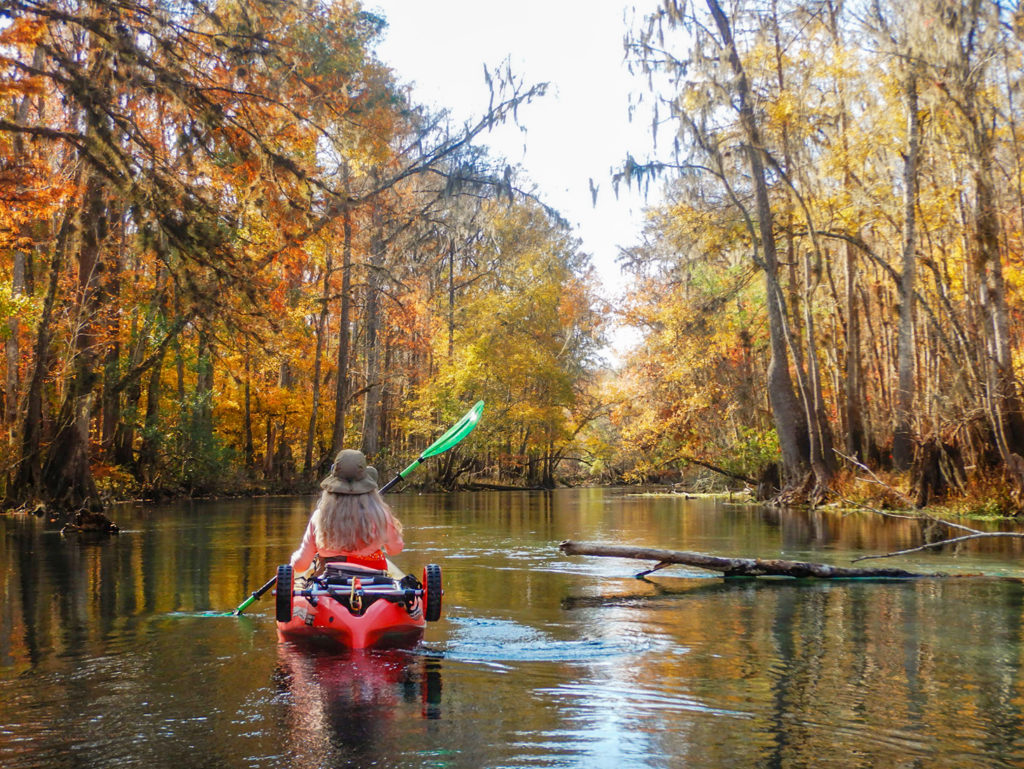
[
  {"left": 423, "top": 563, "right": 442, "bottom": 622},
  {"left": 275, "top": 564, "right": 294, "bottom": 622}
]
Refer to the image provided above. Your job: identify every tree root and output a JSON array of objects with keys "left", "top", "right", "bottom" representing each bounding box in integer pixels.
[
  {"left": 4, "top": 502, "right": 119, "bottom": 534},
  {"left": 60, "top": 509, "right": 120, "bottom": 534}
]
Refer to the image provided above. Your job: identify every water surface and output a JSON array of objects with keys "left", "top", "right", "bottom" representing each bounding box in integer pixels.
[{"left": 2, "top": 489, "right": 1024, "bottom": 768}]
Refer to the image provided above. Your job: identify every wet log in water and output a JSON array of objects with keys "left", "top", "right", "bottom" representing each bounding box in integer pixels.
[{"left": 558, "top": 540, "right": 942, "bottom": 579}]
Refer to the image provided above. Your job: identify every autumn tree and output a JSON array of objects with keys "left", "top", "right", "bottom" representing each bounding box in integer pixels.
[
  {"left": 620, "top": 0, "right": 1024, "bottom": 509},
  {"left": 0, "top": 0, "right": 547, "bottom": 511},
  {"left": 626, "top": 0, "right": 837, "bottom": 500},
  {"left": 415, "top": 199, "right": 605, "bottom": 488}
]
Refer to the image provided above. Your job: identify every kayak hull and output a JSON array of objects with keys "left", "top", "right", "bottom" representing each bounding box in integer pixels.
[{"left": 276, "top": 591, "right": 426, "bottom": 650}]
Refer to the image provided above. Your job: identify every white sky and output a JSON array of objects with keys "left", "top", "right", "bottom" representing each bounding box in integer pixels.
[{"left": 367, "top": 0, "right": 662, "bottom": 356}]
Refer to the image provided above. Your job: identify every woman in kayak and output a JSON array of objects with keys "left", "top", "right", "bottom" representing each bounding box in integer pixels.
[{"left": 290, "top": 449, "right": 404, "bottom": 574}]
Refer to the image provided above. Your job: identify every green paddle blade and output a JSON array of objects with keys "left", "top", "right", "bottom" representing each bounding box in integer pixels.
[
  {"left": 397, "top": 400, "right": 484, "bottom": 479},
  {"left": 422, "top": 400, "right": 484, "bottom": 458}
]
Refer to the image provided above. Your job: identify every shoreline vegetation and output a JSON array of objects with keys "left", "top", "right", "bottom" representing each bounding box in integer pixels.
[
  {"left": 11, "top": 471, "right": 1024, "bottom": 528},
  {"left": 7, "top": 2, "right": 1024, "bottom": 523}
]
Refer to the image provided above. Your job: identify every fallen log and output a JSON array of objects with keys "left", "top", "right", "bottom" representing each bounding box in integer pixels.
[
  {"left": 558, "top": 540, "right": 944, "bottom": 579},
  {"left": 463, "top": 482, "right": 548, "bottom": 492}
]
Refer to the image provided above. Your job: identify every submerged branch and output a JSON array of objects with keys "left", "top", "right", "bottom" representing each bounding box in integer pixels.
[
  {"left": 832, "top": 449, "right": 1024, "bottom": 562},
  {"left": 850, "top": 532, "right": 1024, "bottom": 562}
]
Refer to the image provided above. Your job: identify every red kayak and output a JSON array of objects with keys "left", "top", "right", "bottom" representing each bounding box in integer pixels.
[{"left": 274, "top": 561, "right": 442, "bottom": 649}]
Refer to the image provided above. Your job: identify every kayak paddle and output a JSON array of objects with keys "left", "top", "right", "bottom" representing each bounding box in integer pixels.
[
  {"left": 379, "top": 400, "right": 485, "bottom": 493},
  {"left": 229, "top": 399, "right": 484, "bottom": 616}
]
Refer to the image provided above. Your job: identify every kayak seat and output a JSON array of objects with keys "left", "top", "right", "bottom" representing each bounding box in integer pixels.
[
  {"left": 319, "top": 553, "right": 389, "bottom": 571},
  {"left": 323, "top": 562, "right": 390, "bottom": 580}
]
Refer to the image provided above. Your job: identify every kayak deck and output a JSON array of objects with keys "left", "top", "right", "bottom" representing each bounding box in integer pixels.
[{"left": 274, "top": 561, "right": 441, "bottom": 650}]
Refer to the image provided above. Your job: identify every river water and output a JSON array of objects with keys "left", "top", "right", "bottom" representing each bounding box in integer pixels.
[{"left": 3, "top": 488, "right": 1024, "bottom": 768}]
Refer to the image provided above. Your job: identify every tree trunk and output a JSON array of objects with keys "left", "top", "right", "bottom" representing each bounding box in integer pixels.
[
  {"left": 706, "top": 0, "right": 809, "bottom": 487},
  {"left": 975, "top": 151, "right": 1024, "bottom": 459},
  {"left": 113, "top": 271, "right": 171, "bottom": 469},
  {"left": 113, "top": 317, "right": 142, "bottom": 467},
  {"left": 330, "top": 201, "right": 353, "bottom": 459},
  {"left": 134, "top": 270, "right": 171, "bottom": 480},
  {"left": 799, "top": 237, "right": 836, "bottom": 490},
  {"left": 448, "top": 238, "right": 456, "bottom": 360},
  {"left": 941, "top": 0, "right": 1024, "bottom": 464},
  {"left": 768, "top": 0, "right": 832, "bottom": 493},
  {"left": 361, "top": 210, "right": 384, "bottom": 459},
  {"left": 263, "top": 416, "right": 274, "bottom": 479},
  {"left": 243, "top": 348, "right": 254, "bottom": 472},
  {"left": 825, "top": 0, "right": 867, "bottom": 463},
  {"left": 41, "top": 163, "right": 108, "bottom": 510},
  {"left": 10, "top": 214, "right": 71, "bottom": 503},
  {"left": 305, "top": 244, "right": 333, "bottom": 479},
  {"left": 844, "top": 236, "right": 866, "bottom": 459},
  {"left": 4, "top": 47, "right": 42, "bottom": 439},
  {"left": 894, "top": 65, "right": 920, "bottom": 470},
  {"left": 5, "top": 248, "right": 26, "bottom": 431},
  {"left": 100, "top": 232, "right": 123, "bottom": 460},
  {"left": 136, "top": 344, "right": 166, "bottom": 481},
  {"left": 193, "top": 331, "right": 214, "bottom": 453}
]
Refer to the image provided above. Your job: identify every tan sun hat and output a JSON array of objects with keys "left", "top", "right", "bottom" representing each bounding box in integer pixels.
[{"left": 320, "top": 449, "right": 380, "bottom": 495}]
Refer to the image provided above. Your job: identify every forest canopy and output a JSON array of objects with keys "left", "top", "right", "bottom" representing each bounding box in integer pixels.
[
  {"left": 5, "top": 0, "right": 1024, "bottom": 514},
  {"left": 0, "top": 0, "right": 600, "bottom": 510}
]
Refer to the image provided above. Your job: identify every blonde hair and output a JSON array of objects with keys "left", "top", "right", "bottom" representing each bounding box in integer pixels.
[{"left": 311, "top": 489, "right": 400, "bottom": 552}]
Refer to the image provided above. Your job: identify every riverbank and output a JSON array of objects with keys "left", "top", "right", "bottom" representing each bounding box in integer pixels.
[{"left": 10, "top": 466, "right": 1024, "bottom": 529}]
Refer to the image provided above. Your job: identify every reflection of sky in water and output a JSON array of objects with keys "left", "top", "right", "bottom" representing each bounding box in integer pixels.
[
  {"left": 524, "top": 677, "right": 745, "bottom": 769},
  {"left": 412, "top": 614, "right": 674, "bottom": 769}
]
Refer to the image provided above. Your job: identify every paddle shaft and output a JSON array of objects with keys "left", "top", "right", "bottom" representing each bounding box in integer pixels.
[
  {"left": 233, "top": 576, "right": 278, "bottom": 614},
  {"left": 379, "top": 457, "right": 423, "bottom": 494}
]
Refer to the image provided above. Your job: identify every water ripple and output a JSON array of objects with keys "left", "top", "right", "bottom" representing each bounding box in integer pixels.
[
  {"left": 418, "top": 616, "right": 649, "bottom": 665},
  {"left": 539, "top": 680, "right": 752, "bottom": 719}
]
